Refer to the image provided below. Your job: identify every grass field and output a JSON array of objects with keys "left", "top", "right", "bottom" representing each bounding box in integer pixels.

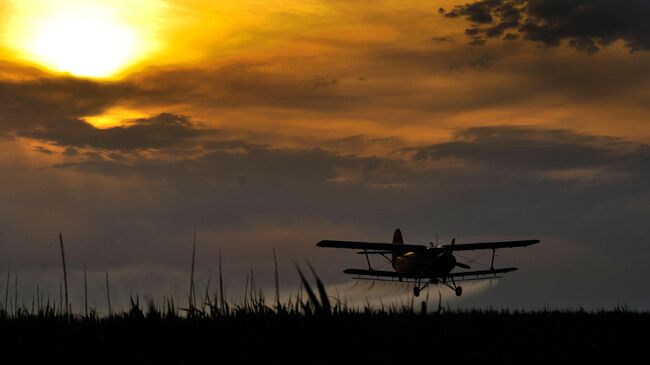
[
  {"left": 0, "top": 268, "right": 646, "bottom": 362},
  {"left": 1, "top": 306, "right": 646, "bottom": 362}
]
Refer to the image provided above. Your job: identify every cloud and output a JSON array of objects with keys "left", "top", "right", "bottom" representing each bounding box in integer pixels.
[
  {"left": 20, "top": 113, "right": 202, "bottom": 150},
  {"left": 410, "top": 125, "right": 630, "bottom": 172},
  {"left": 468, "top": 53, "right": 498, "bottom": 69},
  {"left": 53, "top": 139, "right": 405, "bottom": 190},
  {"left": 49, "top": 125, "right": 650, "bottom": 235},
  {"left": 0, "top": 64, "right": 132, "bottom": 132},
  {"left": 48, "top": 125, "right": 649, "bottom": 206},
  {"left": 443, "top": 0, "right": 650, "bottom": 53},
  {"left": 125, "top": 62, "right": 358, "bottom": 112},
  {"left": 32, "top": 145, "right": 54, "bottom": 155},
  {"left": 0, "top": 59, "right": 361, "bottom": 149},
  {"left": 63, "top": 147, "right": 79, "bottom": 156},
  {"left": 432, "top": 36, "right": 455, "bottom": 43}
]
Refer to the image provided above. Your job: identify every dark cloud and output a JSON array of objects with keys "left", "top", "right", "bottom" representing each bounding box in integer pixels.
[
  {"left": 446, "top": 0, "right": 497, "bottom": 24},
  {"left": 410, "top": 125, "right": 630, "bottom": 172},
  {"left": 52, "top": 124, "right": 649, "bottom": 211},
  {"left": 19, "top": 113, "right": 202, "bottom": 150},
  {"left": 320, "top": 135, "right": 404, "bottom": 155},
  {"left": 444, "top": 0, "right": 650, "bottom": 53},
  {"left": 33, "top": 145, "right": 54, "bottom": 155},
  {"left": 432, "top": 36, "right": 455, "bottom": 43},
  {"left": 468, "top": 53, "right": 498, "bottom": 69},
  {"left": 53, "top": 140, "right": 405, "bottom": 189},
  {"left": 465, "top": 27, "right": 482, "bottom": 36},
  {"left": 0, "top": 65, "right": 132, "bottom": 132},
  {"left": 312, "top": 74, "right": 338, "bottom": 89},
  {"left": 63, "top": 147, "right": 79, "bottom": 156}
]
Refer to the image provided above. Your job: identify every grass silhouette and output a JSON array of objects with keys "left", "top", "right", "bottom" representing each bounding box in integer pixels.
[{"left": 0, "top": 265, "right": 647, "bottom": 362}]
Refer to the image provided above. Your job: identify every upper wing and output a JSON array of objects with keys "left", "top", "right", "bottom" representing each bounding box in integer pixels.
[
  {"left": 343, "top": 267, "right": 517, "bottom": 279},
  {"left": 317, "top": 240, "right": 427, "bottom": 252},
  {"left": 440, "top": 239, "right": 539, "bottom": 252}
]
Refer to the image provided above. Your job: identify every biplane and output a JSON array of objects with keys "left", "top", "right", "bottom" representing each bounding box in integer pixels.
[{"left": 317, "top": 228, "right": 539, "bottom": 297}]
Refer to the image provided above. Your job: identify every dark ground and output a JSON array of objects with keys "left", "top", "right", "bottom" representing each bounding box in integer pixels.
[{"left": 0, "top": 310, "right": 646, "bottom": 363}]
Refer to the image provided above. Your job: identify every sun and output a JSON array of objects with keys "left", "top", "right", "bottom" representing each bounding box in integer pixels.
[
  {"left": 4, "top": 0, "right": 163, "bottom": 78},
  {"left": 27, "top": 11, "right": 138, "bottom": 78}
]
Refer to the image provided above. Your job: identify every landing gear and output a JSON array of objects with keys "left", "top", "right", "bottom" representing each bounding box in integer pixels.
[
  {"left": 413, "top": 279, "right": 431, "bottom": 297},
  {"left": 441, "top": 277, "right": 463, "bottom": 297},
  {"left": 412, "top": 278, "right": 462, "bottom": 297}
]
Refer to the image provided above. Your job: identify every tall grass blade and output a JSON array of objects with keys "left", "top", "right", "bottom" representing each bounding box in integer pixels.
[
  {"left": 59, "top": 282, "right": 62, "bottom": 315},
  {"left": 307, "top": 262, "right": 330, "bottom": 315},
  {"left": 14, "top": 275, "right": 18, "bottom": 316},
  {"left": 59, "top": 233, "right": 69, "bottom": 318},
  {"left": 243, "top": 272, "right": 249, "bottom": 310},
  {"left": 4, "top": 262, "right": 10, "bottom": 313},
  {"left": 189, "top": 229, "right": 197, "bottom": 312},
  {"left": 105, "top": 272, "right": 112, "bottom": 317},
  {"left": 295, "top": 264, "right": 321, "bottom": 314},
  {"left": 203, "top": 269, "right": 211, "bottom": 311},
  {"left": 36, "top": 283, "right": 40, "bottom": 312},
  {"left": 218, "top": 247, "right": 225, "bottom": 313},
  {"left": 273, "top": 248, "right": 280, "bottom": 309},
  {"left": 84, "top": 266, "right": 88, "bottom": 318},
  {"left": 250, "top": 267, "right": 255, "bottom": 303}
]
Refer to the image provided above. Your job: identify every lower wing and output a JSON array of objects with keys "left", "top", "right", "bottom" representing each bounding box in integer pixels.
[{"left": 343, "top": 267, "right": 517, "bottom": 280}]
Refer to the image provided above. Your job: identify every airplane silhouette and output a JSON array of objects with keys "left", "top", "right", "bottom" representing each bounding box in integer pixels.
[{"left": 317, "top": 228, "right": 539, "bottom": 296}]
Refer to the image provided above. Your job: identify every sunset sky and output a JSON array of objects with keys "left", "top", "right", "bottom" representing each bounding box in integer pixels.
[{"left": 1, "top": 0, "right": 649, "bottom": 310}]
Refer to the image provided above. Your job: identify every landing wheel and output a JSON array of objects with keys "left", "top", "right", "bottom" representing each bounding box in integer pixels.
[
  {"left": 455, "top": 286, "right": 463, "bottom": 297},
  {"left": 413, "top": 287, "right": 420, "bottom": 297}
]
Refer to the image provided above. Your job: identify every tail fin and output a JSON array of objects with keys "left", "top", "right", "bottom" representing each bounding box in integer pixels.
[
  {"left": 392, "top": 228, "right": 403, "bottom": 244},
  {"left": 391, "top": 228, "right": 403, "bottom": 268}
]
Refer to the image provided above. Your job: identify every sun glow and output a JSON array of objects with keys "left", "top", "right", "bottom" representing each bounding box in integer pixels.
[
  {"left": 84, "top": 107, "right": 150, "bottom": 129},
  {"left": 4, "top": 0, "right": 164, "bottom": 78}
]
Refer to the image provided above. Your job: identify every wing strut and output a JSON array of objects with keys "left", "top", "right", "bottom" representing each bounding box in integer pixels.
[
  {"left": 363, "top": 249, "right": 372, "bottom": 270},
  {"left": 490, "top": 248, "right": 496, "bottom": 270}
]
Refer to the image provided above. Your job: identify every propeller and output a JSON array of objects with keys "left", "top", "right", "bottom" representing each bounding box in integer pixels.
[{"left": 449, "top": 238, "right": 472, "bottom": 269}]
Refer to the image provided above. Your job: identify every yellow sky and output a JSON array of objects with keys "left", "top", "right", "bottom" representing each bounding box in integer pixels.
[
  {"left": 1, "top": 0, "right": 359, "bottom": 77},
  {"left": 2, "top": 0, "right": 649, "bottom": 153}
]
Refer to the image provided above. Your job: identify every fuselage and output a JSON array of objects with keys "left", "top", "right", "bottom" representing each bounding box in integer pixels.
[{"left": 392, "top": 249, "right": 456, "bottom": 277}]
